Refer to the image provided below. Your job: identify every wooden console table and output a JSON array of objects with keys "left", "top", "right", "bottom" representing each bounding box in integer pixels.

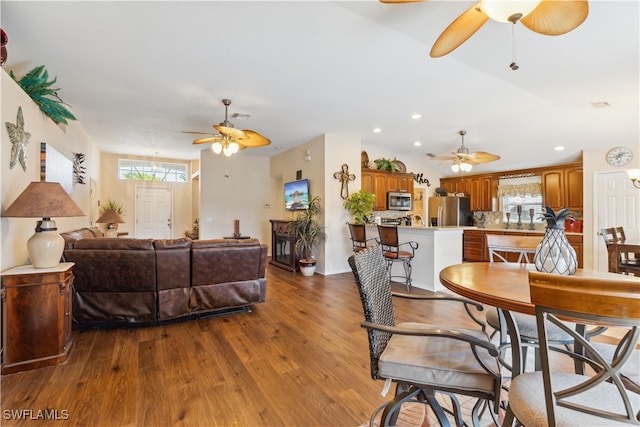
[
  {"left": 1, "top": 263, "right": 74, "bottom": 374},
  {"left": 269, "top": 219, "right": 298, "bottom": 272}
]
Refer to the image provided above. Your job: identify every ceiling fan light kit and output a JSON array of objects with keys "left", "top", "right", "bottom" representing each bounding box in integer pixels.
[
  {"left": 409, "top": 0, "right": 589, "bottom": 61},
  {"left": 431, "top": 130, "right": 500, "bottom": 174},
  {"left": 480, "top": 0, "right": 541, "bottom": 23},
  {"left": 187, "top": 98, "right": 270, "bottom": 157}
]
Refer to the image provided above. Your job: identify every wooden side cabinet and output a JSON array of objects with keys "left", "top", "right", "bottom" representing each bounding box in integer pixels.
[
  {"left": 1, "top": 263, "right": 74, "bottom": 374},
  {"left": 269, "top": 220, "right": 298, "bottom": 272}
]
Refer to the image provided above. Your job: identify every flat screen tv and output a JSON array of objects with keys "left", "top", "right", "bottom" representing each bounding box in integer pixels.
[{"left": 284, "top": 179, "right": 310, "bottom": 211}]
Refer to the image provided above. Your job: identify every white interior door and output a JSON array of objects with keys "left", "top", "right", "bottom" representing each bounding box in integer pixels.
[
  {"left": 135, "top": 187, "right": 173, "bottom": 239},
  {"left": 594, "top": 171, "right": 640, "bottom": 271}
]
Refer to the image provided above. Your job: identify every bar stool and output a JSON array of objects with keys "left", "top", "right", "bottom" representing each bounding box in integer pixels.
[
  {"left": 346, "top": 222, "right": 376, "bottom": 252},
  {"left": 376, "top": 225, "right": 418, "bottom": 291}
]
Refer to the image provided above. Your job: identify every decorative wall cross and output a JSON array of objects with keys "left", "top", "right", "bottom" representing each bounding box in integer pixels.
[{"left": 333, "top": 163, "right": 355, "bottom": 199}]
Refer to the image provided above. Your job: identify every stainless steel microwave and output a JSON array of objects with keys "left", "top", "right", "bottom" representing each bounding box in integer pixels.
[{"left": 387, "top": 191, "right": 412, "bottom": 211}]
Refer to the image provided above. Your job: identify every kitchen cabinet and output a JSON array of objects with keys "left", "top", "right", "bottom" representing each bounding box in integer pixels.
[
  {"left": 1, "top": 263, "right": 74, "bottom": 374},
  {"left": 564, "top": 165, "right": 583, "bottom": 211},
  {"left": 361, "top": 169, "right": 414, "bottom": 211},
  {"left": 441, "top": 162, "right": 582, "bottom": 214},
  {"left": 462, "top": 229, "right": 583, "bottom": 267},
  {"left": 541, "top": 168, "right": 564, "bottom": 211}
]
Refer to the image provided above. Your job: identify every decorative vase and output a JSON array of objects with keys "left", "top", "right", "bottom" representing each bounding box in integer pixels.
[{"left": 534, "top": 206, "right": 577, "bottom": 275}]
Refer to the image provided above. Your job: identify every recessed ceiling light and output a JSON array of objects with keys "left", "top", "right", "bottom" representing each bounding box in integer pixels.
[
  {"left": 554, "top": 145, "right": 565, "bottom": 151},
  {"left": 372, "top": 128, "right": 382, "bottom": 133},
  {"left": 591, "top": 101, "right": 611, "bottom": 108},
  {"left": 411, "top": 114, "right": 422, "bottom": 120},
  {"left": 413, "top": 141, "right": 422, "bottom": 147}
]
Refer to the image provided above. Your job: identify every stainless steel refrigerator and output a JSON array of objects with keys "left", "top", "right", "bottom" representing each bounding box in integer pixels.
[{"left": 428, "top": 196, "right": 473, "bottom": 226}]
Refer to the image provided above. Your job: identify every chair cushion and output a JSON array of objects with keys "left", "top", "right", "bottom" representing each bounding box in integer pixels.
[
  {"left": 382, "top": 250, "right": 413, "bottom": 260},
  {"left": 378, "top": 322, "right": 499, "bottom": 394},
  {"left": 486, "top": 308, "right": 574, "bottom": 342},
  {"left": 509, "top": 372, "right": 640, "bottom": 427}
]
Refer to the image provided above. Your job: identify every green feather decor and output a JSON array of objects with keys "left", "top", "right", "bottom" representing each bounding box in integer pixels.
[{"left": 9, "top": 65, "right": 77, "bottom": 125}]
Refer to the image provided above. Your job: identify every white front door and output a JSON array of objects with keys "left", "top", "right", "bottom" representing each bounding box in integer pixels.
[
  {"left": 594, "top": 171, "right": 640, "bottom": 271},
  {"left": 135, "top": 187, "right": 173, "bottom": 239}
]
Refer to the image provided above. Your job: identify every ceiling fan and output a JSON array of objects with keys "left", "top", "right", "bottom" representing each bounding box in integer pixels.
[
  {"left": 380, "top": 0, "right": 588, "bottom": 60},
  {"left": 428, "top": 130, "right": 500, "bottom": 173},
  {"left": 186, "top": 99, "right": 270, "bottom": 157}
]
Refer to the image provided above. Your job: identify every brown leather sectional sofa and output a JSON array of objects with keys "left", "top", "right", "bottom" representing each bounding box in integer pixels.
[{"left": 61, "top": 228, "right": 267, "bottom": 328}]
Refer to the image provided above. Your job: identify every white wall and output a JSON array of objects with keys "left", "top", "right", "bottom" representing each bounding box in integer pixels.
[
  {"left": 199, "top": 149, "right": 272, "bottom": 243},
  {"left": 1, "top": 69, "right": 100, "bottom": 271}
]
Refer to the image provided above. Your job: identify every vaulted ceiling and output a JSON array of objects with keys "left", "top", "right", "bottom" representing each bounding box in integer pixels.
[{"left": 2, "top": 1, "right": 638, "bottom": 175}]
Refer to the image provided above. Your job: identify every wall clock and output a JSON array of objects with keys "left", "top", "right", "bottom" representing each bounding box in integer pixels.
[{"left": 606, "top": 147, "right": 633, "bottom": 167}]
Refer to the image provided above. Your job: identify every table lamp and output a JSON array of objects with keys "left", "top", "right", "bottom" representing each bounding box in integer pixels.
[
  {"left": 3, "top": 181, "right": 85, "bottom": 268},
  {"left": 96, "top": 209, "right": 125, "bottom": 238}
]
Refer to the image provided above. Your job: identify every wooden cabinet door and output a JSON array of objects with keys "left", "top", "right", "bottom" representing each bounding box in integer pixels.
[
  {"left": 541, "top": 169, "right": 564, "bottom": 211},
  {"left": 463, "top": 230, "right": 485, "bottom": 262},
  {"left": 469, "top": 177, "right": 481, "bottom": 211},
  {"left": 361, "top": 171, "right": 374, "bottom": 194},
  {"left": 442, "top": 180, "right": 456, "bottom": 194},
  {"left": 567, "top": 234, "right": 583, "bottom": 268},
  {"left": 480, "top": 177, "right": 494, "bottom": 211},
  {"left": 564, "top": 166, "right": 583, "bottom": 211},
  {"left": 373, "top": 173, "right": 387, "bottom": 210},
  {"left": 397, "top": 175, "right": 413, "bottom": 193},
  {"left": 387, "top": 175, "right": 399, "bottom": 192},
  {"left": 455, "top": 179, "right": 470, "bottom": 195}
]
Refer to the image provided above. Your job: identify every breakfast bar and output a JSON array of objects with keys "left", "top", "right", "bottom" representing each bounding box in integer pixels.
[{"left": 366, "top": 225, "right": 471, "bottom": 291}]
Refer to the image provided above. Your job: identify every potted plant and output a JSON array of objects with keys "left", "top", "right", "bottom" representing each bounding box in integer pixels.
[
  {"left": 289, "top": 196, "right": 327, "bottom": 276},
  {"left": 373, "top": 158, "right": 400, "bottom": 172},
  {"left": 343, "top": 190, "right": 375, "bottom": 224}
]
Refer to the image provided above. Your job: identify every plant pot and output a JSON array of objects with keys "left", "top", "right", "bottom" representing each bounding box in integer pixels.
[{"left": 299, "top": 259, "right": 317, "bottom": 276}]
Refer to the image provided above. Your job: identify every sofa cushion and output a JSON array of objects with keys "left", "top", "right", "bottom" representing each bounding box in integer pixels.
[
  {"left": 74, "top": 238, "right": 154, "bottom": 250},
  {"left": 60, "top": 227, "right": 103, "bottom": 249},
  {"left": 192, "top": 238, "right": 261, "bottom": 249},
  {"left": 153, "top": 237, "right": 192, "bottom": 250}
]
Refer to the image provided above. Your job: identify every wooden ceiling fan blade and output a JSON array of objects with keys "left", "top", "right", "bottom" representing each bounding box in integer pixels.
[
  {"left": 238, "top": 130, "right": 271, "bottom": 147},
  {"left": 214, "top": 124, "right": 246, "bottom": 140},
  {"left": 520, "top": 0, "right": 588, "bottom": 36},
  {"left": 430, "top": 155, "right": 457, "bottom": 161},
  {"left": 430, "top": 2, "right": 489, "bottom": 58},
  {"left": 469, "top": 151, "right": 501, "bottom": 163},
  {"left": 192, "top": 136, "right": 219, "bottom": 144},
  {"left": 182, "top": 130, "right": 214, "bottom": 135}
]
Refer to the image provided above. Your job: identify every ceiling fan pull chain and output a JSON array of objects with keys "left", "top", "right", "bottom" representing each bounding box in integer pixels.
[{"left": 510, "top": 22, "right": 519, "bottom": 71}]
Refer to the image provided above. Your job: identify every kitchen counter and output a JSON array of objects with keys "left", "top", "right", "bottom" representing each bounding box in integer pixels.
[{"left": 366, "top": 225, "right": 466, "bottom": 292}]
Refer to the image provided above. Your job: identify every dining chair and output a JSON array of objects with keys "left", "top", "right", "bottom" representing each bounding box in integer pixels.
[
  {"left": 504, "top": 271, "right": 640, "bottom": 427},
  {"left": 485, "top": 234, "right": 604, "bottom": 373},
  {"left": 601, "top": 227, "right": 640, "bottom": 276},
  {"left": 348, "top": 246, "right": 502, "bottom": 427},
  {"left": 347, "top": 222, "right": 376, "bottom": 252},
  {"left": 376, "top": 224, "right": 418, "bottom": 292}
]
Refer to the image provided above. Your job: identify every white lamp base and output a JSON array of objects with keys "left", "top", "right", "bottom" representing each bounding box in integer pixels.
[{"left": 27, "top": 228, "right": 64, "bottom": 269}]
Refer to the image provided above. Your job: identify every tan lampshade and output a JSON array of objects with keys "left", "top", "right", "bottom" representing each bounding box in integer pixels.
[
  {"left": 3, "top": 181, "right": 85, "bottom": 269},
  {"left": 96, "top": 209, "right": 125, "bottom": 224},
  {"left": 3, "top": 181, "right": 85, "bottom": 218}
]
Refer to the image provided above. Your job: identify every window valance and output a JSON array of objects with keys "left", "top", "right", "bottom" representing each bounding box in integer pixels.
[{"left": 497, "top": 183, "right": 542, "bottom": 198}]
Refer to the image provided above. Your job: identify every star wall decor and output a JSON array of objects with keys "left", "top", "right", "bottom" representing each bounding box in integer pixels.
[{"left": 6, "top": 106, "right": 31, "bottom": 171}]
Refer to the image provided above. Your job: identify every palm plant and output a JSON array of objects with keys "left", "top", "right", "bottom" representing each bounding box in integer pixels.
[{"left": 289, "top": 196, "right": 327, "bottom": 261}]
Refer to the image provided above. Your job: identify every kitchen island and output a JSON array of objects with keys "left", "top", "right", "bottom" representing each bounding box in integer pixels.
[{"left": 366, "top": 225, "right": 474, "bottom": 291}]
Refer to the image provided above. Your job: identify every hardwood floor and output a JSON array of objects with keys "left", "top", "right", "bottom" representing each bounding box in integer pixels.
[{"left": 1, "top": 263, "right": 484, "bottom": 427}]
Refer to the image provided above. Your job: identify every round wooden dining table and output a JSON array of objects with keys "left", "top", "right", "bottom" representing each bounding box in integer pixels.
[{"left": 439, "top": 262, "right": 640, "bottom": 376}]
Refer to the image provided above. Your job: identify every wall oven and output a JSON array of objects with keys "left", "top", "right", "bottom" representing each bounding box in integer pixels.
[{"left": 387, "top": 191, "right": 412, "bottom": 211}]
